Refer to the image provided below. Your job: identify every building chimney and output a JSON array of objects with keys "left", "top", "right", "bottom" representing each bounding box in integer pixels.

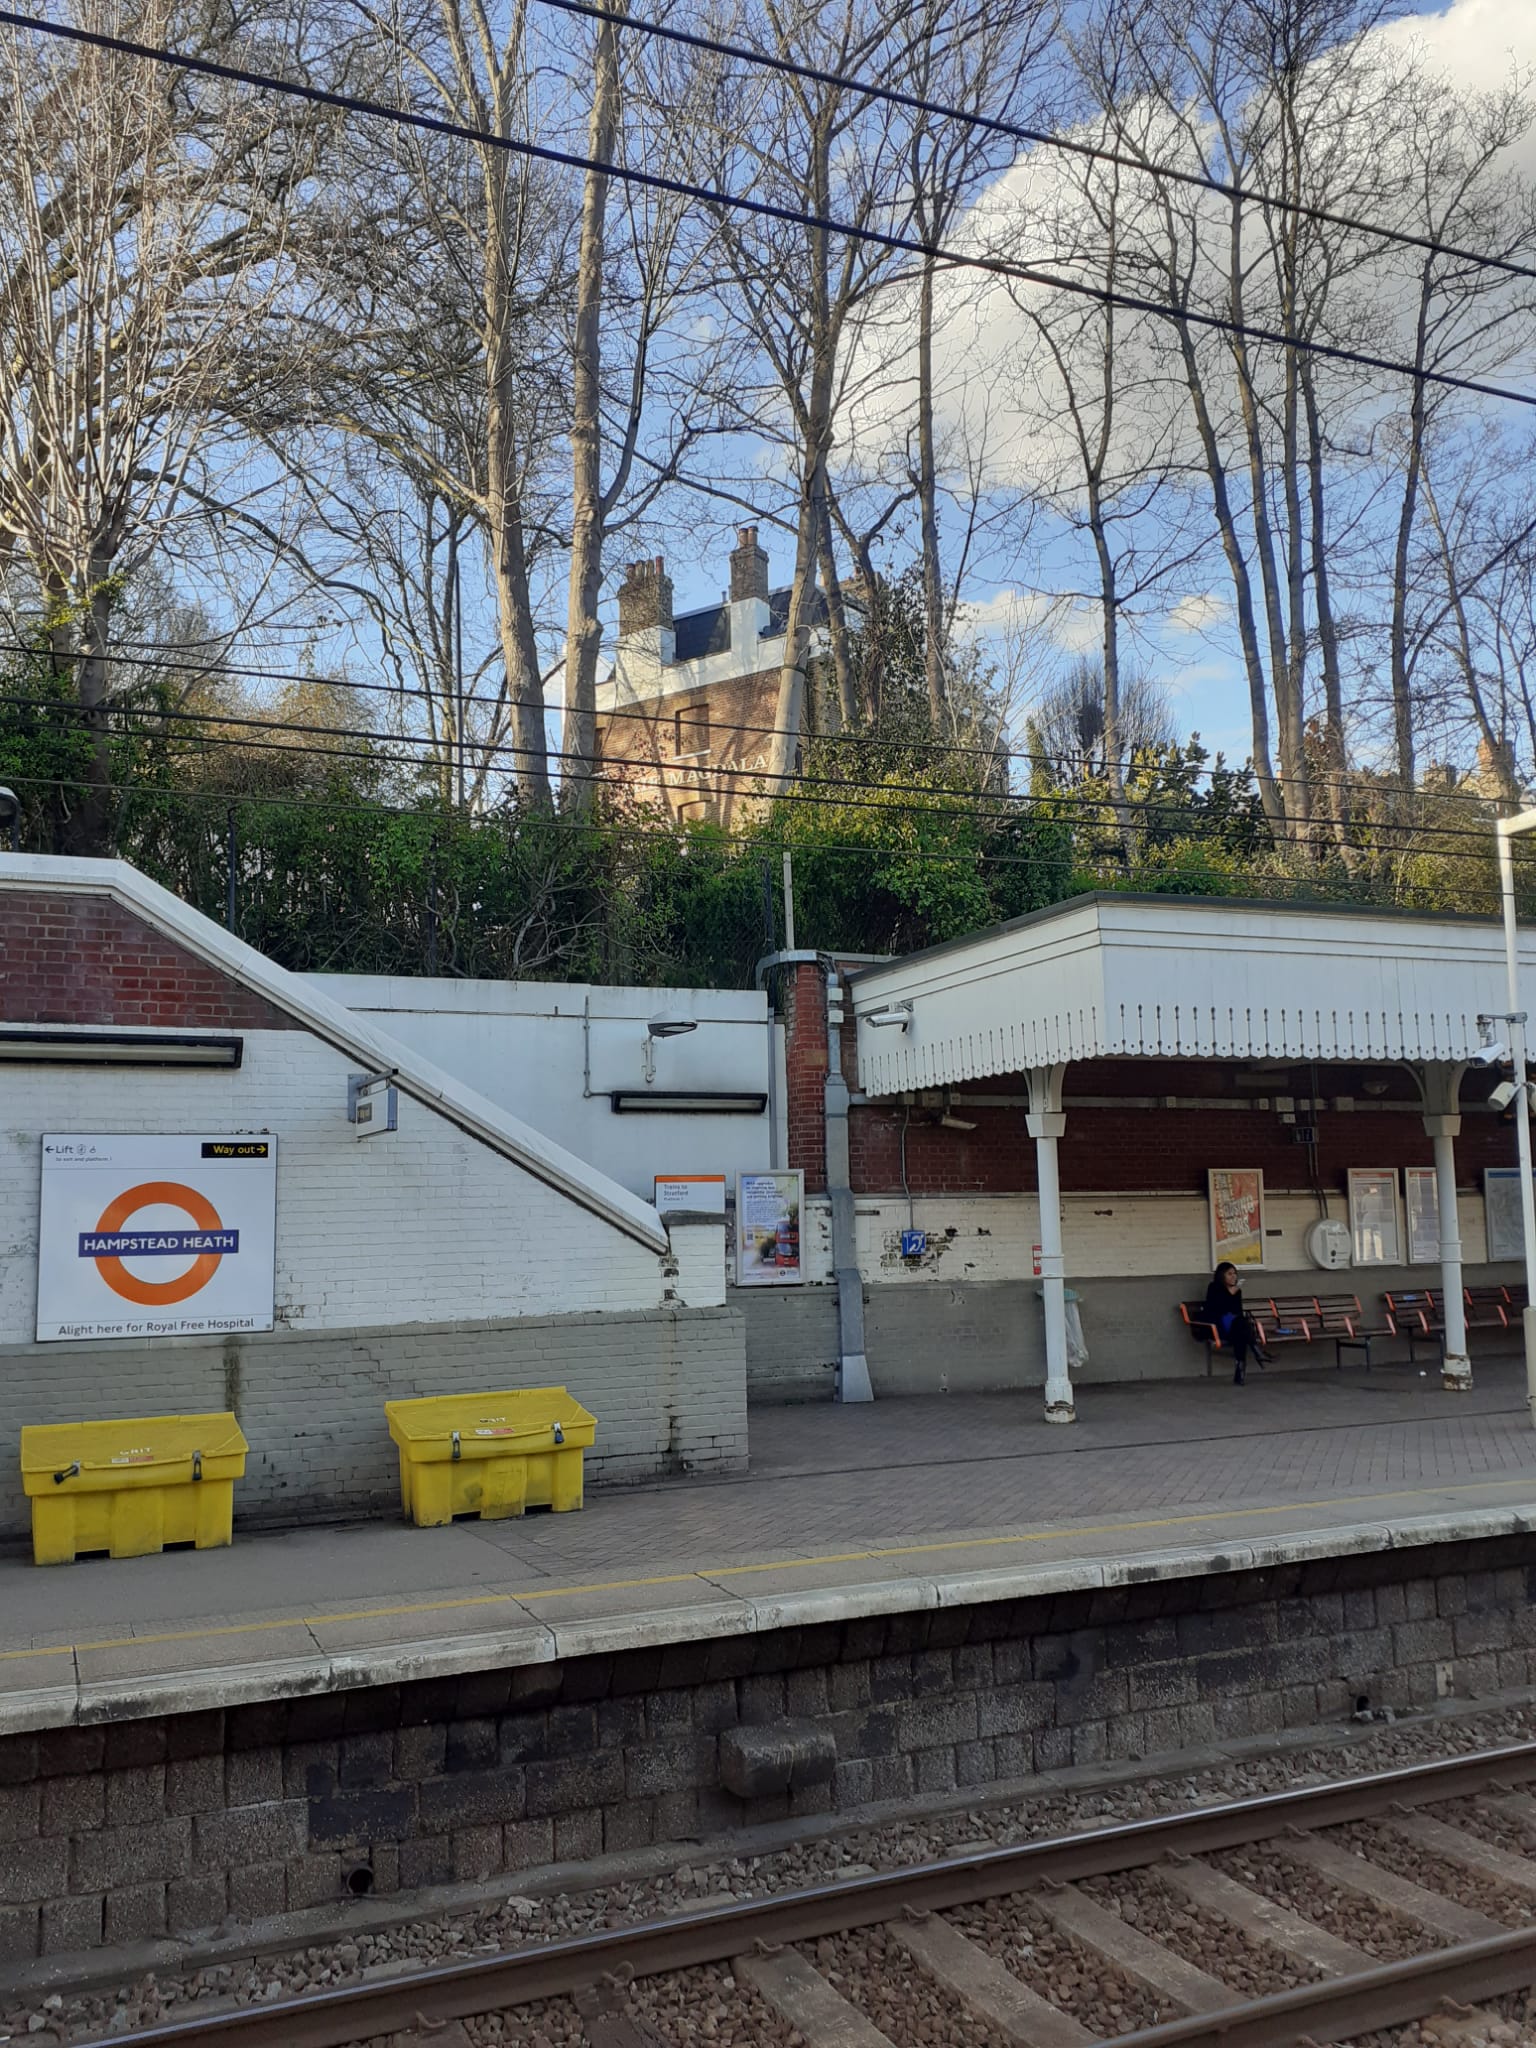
[
  {"left": 729, "top": 526, "right": 770, "bottom": 604},
  {"left": 618, "top": 556, "right": 674, "bottom": 640}
]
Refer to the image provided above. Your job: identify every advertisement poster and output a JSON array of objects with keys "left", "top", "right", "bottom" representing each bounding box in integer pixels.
[
  {"left": 653, "top": 1174, "right": 726, "bottom": 1215},
  {"left": 735, "top": 1169, "right": 804, "bottom": 1286},
  {"left": 37, "top": 1135, "right": 278, "bottom": 1342},
  {"left": 1405, "top": 1167, "right": 1441, "bottom": 1265},
  {"left": 1348, "top": 1169, "right": 1401, "bottom": 1266},
  {"left": 1208, "top": 1168, "right": 1265, "bottom": 1268},
  {"left": 1485, "top": 1167, "right": 1536, "bottom": 1263}
]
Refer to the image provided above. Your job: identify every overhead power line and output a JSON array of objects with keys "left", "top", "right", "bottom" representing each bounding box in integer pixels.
[
  {"left": 1, "top": 765, "right": 1501, "bottom": 898},
  {"left": 5, "top": 682, "right": 1521, "bottom": 855},
  {"left": 7, "top": 639, "right": 1530, "bottom": 818},
  {"left": 3, "top": 10, "right": 1535, "bottom": 413},
  {"left": 533, "top": 0, "right": 1536, "bottom": 288}
]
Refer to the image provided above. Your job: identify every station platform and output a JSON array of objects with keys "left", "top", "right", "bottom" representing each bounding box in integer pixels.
[{"left": 5, "top": 1361, "right": 1536, "bottom": 1735}]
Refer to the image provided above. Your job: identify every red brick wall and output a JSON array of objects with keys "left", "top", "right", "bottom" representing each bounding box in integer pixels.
[
  {"left": 1, "top": 891, "right": 295, "bottom": 1031},
  {"left": 783, "top": 961, "right": 828, "bottom": 1192},
  {"left": 839, "top": 1047, "right": 1520, "bottom": 1199}
]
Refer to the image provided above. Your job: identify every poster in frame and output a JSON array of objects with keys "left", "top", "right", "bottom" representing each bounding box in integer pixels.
[
  {"left": 1348, "top": 1168, "right": 1402, "bottom": 1267},
  {"left": 1208, "top": 1168, "right": 1264, "bottom": 1269},
  {"left": 1405, "top": 1166, "right": 1440, "bottom": 1265}
]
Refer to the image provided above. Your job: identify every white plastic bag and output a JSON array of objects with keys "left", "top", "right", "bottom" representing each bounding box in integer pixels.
[{"left": 1064, "top": 1299, "right": 1089, "bottom": 1370}]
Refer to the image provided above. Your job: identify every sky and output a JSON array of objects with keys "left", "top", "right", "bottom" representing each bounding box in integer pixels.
[
  {"left": 650, "top": 0, "right": 1536, "bottom": 775},
  {"left": 946, "top": 0, "right": 1536, "bottom": 768}
]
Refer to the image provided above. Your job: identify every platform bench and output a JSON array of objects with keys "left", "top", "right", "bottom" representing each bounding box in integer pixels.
[
  {"left": 1380, "top": 1291, "right": 1446, "bottom": 1369},
  {"left": 1179, "top": 1293, "right": 1365, "bottom": 1368}
]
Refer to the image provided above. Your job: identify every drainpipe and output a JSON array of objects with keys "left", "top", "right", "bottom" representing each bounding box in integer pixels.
[
  {"left": 824, "top": 969, "right": 873, "bottom": 1403},
  {"left": 755, "top": 948, "right": 876, "bottom": 1403}
]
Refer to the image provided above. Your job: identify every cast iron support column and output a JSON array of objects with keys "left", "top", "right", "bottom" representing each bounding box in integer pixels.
[
  {"left": 1027, "top": 1064, "right": 1073, "bottom": 1424},
  {"left": 1421, "top": 1060, "right": 1470, "bottom": 1392}
]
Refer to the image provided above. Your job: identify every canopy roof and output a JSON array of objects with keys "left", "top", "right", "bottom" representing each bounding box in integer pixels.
[{"left": 849, "top": 893, "right": 1536, "bottom": 1095}]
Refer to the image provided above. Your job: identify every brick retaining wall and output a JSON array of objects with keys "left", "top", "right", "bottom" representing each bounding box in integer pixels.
[{"left": 3, "top": 1532, "right": 1533, "bottom": 1960}]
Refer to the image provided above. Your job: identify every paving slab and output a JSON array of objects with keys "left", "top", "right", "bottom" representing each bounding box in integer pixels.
[{"left": 2, "top": 1364, "right": 1535, "bottom": 1731}]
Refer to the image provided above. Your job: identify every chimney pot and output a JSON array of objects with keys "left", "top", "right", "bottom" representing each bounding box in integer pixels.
[
  {"left": 618, "top": 555, "right": 674, "bottom": 640},
  {"left": 729, "top": 525, "right": 770, "bottom": 604}
]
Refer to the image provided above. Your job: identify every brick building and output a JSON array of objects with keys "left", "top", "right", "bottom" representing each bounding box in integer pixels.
[
  {"left": 0, "top": 854, "right": 746, "bottom": 1539},
  {"left": 594, "top": 527, "right": 858, "bottom": 826}
]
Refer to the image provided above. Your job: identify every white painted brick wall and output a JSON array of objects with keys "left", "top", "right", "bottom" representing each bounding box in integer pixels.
[
  {"left": 841, "top": 1190, "right": 1494, "bottom": 1283},
  {"left": 666, "top": 1221, "right": 729, "bottom": 1307},
  {"left": 0, "top": 1031, "right": 669, "bottom": 1348}
]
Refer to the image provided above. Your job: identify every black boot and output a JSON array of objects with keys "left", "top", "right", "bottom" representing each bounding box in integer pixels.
[{"left": 1233, "top": 1365, "right": 1246, "bottom": 1385}]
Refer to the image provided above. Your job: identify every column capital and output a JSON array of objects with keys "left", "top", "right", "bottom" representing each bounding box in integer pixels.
[
  {"left": 1423, "top": 1113, "right": 1461, "bottom": 1138},
  {"left": 1024, "top": 1062, "right": 1068, "bottom": 1116},
  {"left": 1417, "top": 1059, "right": 1467, "bottom": 1119},
  {"left": 1027, "top": 1111, "right": 1066, "bottom": 1140}
]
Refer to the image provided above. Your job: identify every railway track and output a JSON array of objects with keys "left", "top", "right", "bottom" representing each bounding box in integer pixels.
[{"left": 76, "top": 1739, "right": 1536, "bottom": 2048}]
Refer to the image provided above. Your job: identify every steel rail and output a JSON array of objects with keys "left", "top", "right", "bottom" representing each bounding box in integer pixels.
[
  {"left": 1097, "top": 1925, "right": 1536, "bottom": 2047},
  {"left": 78, "top": 1737, "right": 1536, "bottom": 2048}
]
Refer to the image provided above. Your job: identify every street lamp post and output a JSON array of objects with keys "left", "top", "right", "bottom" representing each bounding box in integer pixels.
[{"left": 1495, "top": 810, "right": 1536, "bottom": 1428}]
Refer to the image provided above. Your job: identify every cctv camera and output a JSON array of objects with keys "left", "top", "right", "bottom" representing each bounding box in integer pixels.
[
  {"left": 1490, "top": 1078, "right": 1520, "bottom": 1109},
  {"left": 1467, "top": 1042, "right": 1508, "bottom": 1067}
]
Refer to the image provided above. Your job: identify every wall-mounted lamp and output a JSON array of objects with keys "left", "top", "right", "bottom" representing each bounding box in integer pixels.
[{"left": 643, "top": 1011, "right": 698, "bottom": 1081}]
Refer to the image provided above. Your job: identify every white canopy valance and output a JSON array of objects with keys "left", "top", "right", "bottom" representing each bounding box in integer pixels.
[{"left": 851, "top": 894, "right": 1536, "bottom": 1095}]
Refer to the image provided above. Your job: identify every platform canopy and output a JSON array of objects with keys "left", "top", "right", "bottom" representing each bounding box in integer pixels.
[{"left": 850, "top": 893, "right": 1536, "bottom": 1095}]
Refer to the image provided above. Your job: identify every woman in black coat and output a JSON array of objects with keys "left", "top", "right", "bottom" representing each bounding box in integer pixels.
[{"left": 1202, "top": 1262, "right": 1270, "bottom": 1385}]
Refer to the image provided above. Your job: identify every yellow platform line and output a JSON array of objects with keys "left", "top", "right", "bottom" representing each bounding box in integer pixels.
[{"left": 3, "top": 1474, "right": 1533, "bottom": 1668}]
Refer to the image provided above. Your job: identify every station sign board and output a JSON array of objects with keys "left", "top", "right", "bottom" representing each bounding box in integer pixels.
[{"left": 37, "top": 1134, "right": 278, "bottom": 1342}]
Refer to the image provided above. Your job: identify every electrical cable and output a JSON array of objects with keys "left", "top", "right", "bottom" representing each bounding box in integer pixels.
[
  {"left": 8, "top": 685, "right": 1519, "bottom": 851},
  {"left": 4, "top": 9, "right": 1536, "bottom": 413},
  {"left": 531, "top": 0, "right": 1536, "bottom": 288},
  {"left": 6, "top": 638, "right": 1531, "bottom": 817}
]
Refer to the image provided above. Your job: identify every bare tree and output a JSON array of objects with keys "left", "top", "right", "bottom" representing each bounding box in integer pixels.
[
  {"left": 903, "top": 0, "right": 1055, "bottom": 727},
  {"left": 0, "top": 0, "right": 326, "bottom": 851},
  {"left": 706, "top": 0, "right": 933, "bottom": 778}
]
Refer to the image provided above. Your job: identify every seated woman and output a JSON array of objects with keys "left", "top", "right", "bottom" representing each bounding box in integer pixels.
[{"left": 1202, "top": 1262, "right": 1271, "bottom": 1385}]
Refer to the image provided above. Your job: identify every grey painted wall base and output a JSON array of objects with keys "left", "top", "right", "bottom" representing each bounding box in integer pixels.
[
  {"left": 743, "top": 1267, "right": 1525, "bottom": 1402},
  {"left": 0, "top": 1308, "right": 748, "bottom": 1541},
  {"left": 0, "top": 1527, "right": 1528, "bottom": 1962}
]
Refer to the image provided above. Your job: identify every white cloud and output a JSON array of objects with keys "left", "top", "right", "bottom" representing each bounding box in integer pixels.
[{"left": 1167, "top": 593, "right": 1230, "bottom": 637}]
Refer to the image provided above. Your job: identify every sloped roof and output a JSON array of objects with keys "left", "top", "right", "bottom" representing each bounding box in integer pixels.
[
  {"left": 0, "top": 855, "right": 668, "bottom": 1252},
  {"left": 671, "top": 585, "right": 858, "bottom": 663}
]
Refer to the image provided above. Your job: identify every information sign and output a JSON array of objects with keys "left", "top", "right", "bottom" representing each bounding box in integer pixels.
[{"left": 37, "top": 1134, "right": 278, "bottom": 1342}]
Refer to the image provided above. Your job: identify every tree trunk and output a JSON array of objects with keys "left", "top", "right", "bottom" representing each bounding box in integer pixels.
[
  {"left": 1171, "top": 313, "right": 1284, "bottom": 835},
  {"left": 484, "top": 170, "right": 551, "bottom": 807},
  {"left": 64, "top": 571, "right": 116, "bottom": 857},
  {"left": 1300, "top": 360, "right": 1354, "bottom": 859},
  {"left": 561, "top": 0, "right": 624, "bottom": 816},
  {"left": 1390, "top": 270, "right": 1435, "bottom": 791},
  {"left": 916, "top": 250, "right": 947, "bottom": 729},
  {"left": 767, "top": 465, "right": 821, "bottom": 788},
  {"left": 814, "top": 459, "right": 857, "bottom": 732}
]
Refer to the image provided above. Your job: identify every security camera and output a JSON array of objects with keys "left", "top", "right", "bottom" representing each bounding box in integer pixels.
[
  {"left": 1467, "top": 1041, "right": 1508, "bottom": 1067},
  {"left": 1490, "top": 1078, "right": 1520, "bottom": 1109}
]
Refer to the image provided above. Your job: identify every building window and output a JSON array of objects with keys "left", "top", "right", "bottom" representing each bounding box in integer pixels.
[{"left": 674, "top": 702, "right": 710, "bottom": 757}]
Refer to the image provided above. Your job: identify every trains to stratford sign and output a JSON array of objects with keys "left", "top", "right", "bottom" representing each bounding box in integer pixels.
[{"left": 37, "top": 1135, "right": 278, "bottom": 1341}]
